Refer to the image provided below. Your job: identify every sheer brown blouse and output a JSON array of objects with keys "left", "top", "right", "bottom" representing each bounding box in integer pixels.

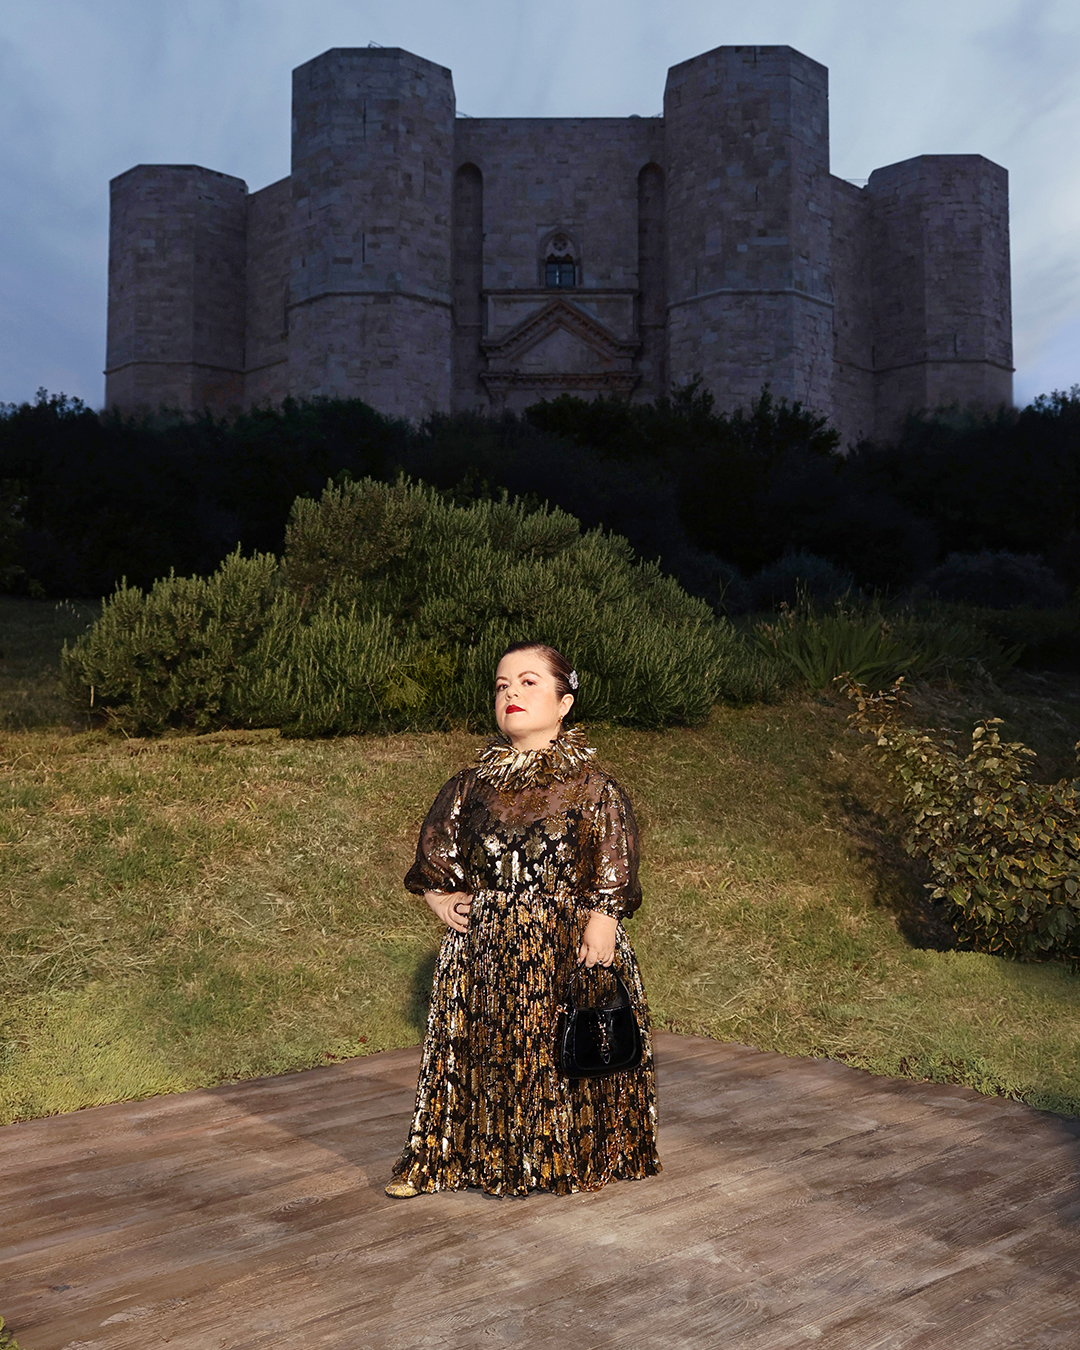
[{"left": 404, "top": 766, "right": 642, "bottom": 920}]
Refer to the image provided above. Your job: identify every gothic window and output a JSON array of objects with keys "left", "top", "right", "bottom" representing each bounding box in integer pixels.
[
  {"left": 542, "top": 232, "right": 579, "bottom": 288},
  {"left": 545, "top": 256, "right": 576, "bottom": 288}
]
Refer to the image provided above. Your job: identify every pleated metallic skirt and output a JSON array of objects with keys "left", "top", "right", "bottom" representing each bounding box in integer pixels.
[{"left": 391, "top": 886, "right": 662, "bottom": 1197}]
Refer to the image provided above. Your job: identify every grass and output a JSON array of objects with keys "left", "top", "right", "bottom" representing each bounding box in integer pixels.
[{"left": 3, "top": 600, "right": 1080, "bottom": 1123}]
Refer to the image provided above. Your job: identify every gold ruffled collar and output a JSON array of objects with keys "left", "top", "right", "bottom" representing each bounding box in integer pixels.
[{"left": 474, "top": 725, "right": 596, "bottom": 791}]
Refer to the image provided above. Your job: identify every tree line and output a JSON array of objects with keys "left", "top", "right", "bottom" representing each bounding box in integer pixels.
[{"left": 3, "top": 383, "right": 1079, "bottom": 612}]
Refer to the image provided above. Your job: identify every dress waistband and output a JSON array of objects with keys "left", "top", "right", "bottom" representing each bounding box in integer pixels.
[{"left": 473, "top": 885, "right": 579, "bottom": 901}]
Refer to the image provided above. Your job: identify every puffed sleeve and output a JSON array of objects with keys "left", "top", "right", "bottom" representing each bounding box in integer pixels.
[
  {"left": 580, "top": 776, "right": 643, "bottom": 920},
  {"left": 404, "top": 771, "right": 471, "bottom": 896}
]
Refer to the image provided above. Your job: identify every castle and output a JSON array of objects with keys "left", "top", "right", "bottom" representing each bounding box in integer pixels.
[{"left": 105, "top": 43, "right": 1013, "bottom": 445}]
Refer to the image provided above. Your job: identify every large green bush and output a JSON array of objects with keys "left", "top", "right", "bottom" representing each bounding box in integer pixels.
[
  {"left": 62, "top": 550, "right": 283, "bottom": 732},
  {"left": 847, "top": 681, "right": 1080, "bottom": 966},
  {"left": 63, "top": 478, "right": 780, "bottom": 735}
]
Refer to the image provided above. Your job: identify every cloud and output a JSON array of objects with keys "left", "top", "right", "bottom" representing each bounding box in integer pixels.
[{"left": 2, "top": 0, "right": 1079, "bottom": 407}]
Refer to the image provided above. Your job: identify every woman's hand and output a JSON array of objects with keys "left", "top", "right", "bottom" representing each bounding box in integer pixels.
[
  {"left": 577, "top": 910, "right": 618, "bottom": 967},
  {"left": 424, "top": 890, "right": 472, "bottom": 933}
]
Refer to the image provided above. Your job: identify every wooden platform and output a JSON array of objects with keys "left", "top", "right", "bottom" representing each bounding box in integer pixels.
[{"left": 3, "top": 1033, "right": 1080, "bottom": 1349}]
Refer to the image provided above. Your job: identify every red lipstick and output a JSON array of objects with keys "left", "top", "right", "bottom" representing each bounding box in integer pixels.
[{"left": 505, "top": 704, "right": 525, "bottom": 713}]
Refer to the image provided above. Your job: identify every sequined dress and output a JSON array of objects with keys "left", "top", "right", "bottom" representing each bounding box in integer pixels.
[{"left": 391, "top": 727, "right": 661, "bottom": 1197}]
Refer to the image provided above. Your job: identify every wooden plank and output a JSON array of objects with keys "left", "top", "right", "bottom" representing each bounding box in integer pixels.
[{"left": 2, "top": 1032, "right": 1080, "bottom": 1350}]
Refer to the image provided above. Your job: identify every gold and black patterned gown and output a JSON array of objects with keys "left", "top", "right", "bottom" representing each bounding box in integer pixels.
[{"left": 391, "top": 727, "right": 661, "bottom": 1197}]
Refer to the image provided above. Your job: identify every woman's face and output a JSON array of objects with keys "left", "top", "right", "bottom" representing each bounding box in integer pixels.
[{"left": 494, "top": 651, "right": 574, "bottom": 750}]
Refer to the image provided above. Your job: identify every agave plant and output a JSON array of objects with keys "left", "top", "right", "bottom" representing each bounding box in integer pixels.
[
  {"left": 755, "top": 596, "right": 1018, "bottom": 693},
  {"left": 755, "top": 605, "right": 917, "bottom": 691}
]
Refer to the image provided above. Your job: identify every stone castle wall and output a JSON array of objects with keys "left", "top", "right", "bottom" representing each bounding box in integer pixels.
[
  {"left": 106, "top": 164, "right": 248, "bottom": 412},
  {"left": 284, "top": 48, "right": 455, "bottom": 420},
  {"left": 867, "top": 155, "right": 1013, "bottom": 432},
  {"left": 663, "top": 47, "right": 835, "bottom": 425},
  {"left": 830, "top": 178, "right": 874, "bottom": 447},
  {"left": 105, "top": 44, "right": 1013, "bottom": 443},
  {"left": 243, "top": 176, "right": 291, "bottom": 408}
]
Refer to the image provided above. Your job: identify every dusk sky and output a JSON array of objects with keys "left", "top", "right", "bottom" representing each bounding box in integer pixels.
[{"left": 2, "top": 0, "right": 1079, "bottom": 410}]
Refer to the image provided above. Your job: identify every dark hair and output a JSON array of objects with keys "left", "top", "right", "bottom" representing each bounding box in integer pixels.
[{"left": 498, "top": 641, "right": 576, "bottom": 705}]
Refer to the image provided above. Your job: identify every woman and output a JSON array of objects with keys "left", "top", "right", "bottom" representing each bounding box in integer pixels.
[{"left": 386, "top": 641, "right": 661, "bottom": 1198}]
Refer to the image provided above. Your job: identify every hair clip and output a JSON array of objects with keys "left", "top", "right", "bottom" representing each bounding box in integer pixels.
[{"left": 568, "top": 670, "right": 579, "bottom": 690}]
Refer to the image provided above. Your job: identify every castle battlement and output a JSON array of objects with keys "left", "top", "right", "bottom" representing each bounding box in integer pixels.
[{"left": 106, "top": 44, "right": 1013, "bottom": 443}]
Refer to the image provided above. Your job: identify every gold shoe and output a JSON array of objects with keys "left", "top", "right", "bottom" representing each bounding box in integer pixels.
[{"left": 384, "top": 1180, "right": 421, "bottom": 1199}]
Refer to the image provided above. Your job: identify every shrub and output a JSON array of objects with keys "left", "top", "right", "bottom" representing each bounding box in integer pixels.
[
  {"left": 846, "top": 681, "right": 1080, "bottom": 966},
  {"left": 0, "top": 478, "right": 29, "bottom": 592},
  {"left": 63, "top": 478, "right": 782, "bottom": 735},
  {"left": 748, "top": 550, "right": 854, "bottom": 611},
  {"left": 236, "top": 604, "right": 409, "bottom": 736},
  {"left": 62, "top": 551, "right": 283, "bottom": 734},
  {"left": 887, "top": 610, "right": 1022, "bottom": 681},
  {"left": 756, "top": 605, "right": 918, "bottom": 691},
  {"left": 754, "top": 601, "right": 1016, "bottom": 693},
  {"left": 279, "top": 478, "right": 784, "bottom": 723},
  {"left": 965, "top": 606, "right": 1080, "bottom": 673},
  {"left": 921, "top": 550, "right": 1068, "bottom": 610}
]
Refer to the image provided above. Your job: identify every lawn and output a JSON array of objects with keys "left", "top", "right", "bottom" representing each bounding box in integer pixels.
[{"left": 3, "top": 596, "right": 1080, "bottom": 1123}]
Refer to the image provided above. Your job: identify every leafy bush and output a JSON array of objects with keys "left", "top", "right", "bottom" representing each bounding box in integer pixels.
[
  {"left": 63, "top": 478, "right": 781, "bottom": 735},
  {"left": 921, "top": 550, "right": 1068, "bottom": 609},
  {"left": 855, "top": 391, "right": 1080, "bottom": 582},
  {"left": 1, "top": 390, "right": 411, "bottom": 598},
  {"left": 62, "top": 551, "right": 283, "bottom": 733},
  {"left": 748, "top": 550, "right": 854, "bottom": 611},
  {"left": 929, "top": 604, "right": 1080, "bottom": 673},
  {"left": 754, "top": 601, "right": 1017, "bottom": 692},
  {"left": 527, "top": 384, "right": 841, "bottom": 578},
  {"left": 847, "top": 681, "right": 1080, "bottom": 965}
]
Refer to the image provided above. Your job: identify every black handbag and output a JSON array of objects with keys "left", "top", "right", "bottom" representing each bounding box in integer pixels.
[{"left": 555, "top": 966, "right": 644, "bottom": 1078}]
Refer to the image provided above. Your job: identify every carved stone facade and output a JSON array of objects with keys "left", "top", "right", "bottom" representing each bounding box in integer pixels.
[{"left": 106, "top": 44, "right": 1013, "bottom": 443}]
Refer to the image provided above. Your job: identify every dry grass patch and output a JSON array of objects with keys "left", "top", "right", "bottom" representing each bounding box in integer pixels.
[{"left": 4, "top": 690, "right": 1080, "bottom": 1121}]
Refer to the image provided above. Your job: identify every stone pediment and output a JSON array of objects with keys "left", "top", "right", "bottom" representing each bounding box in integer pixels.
[{"left": 480, "top": 299, "right": 640, "bottom": 400}]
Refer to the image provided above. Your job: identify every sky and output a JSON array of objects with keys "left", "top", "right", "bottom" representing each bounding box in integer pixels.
[{"left": 1, "top": 0, "right": 1079, "bottom": 409}]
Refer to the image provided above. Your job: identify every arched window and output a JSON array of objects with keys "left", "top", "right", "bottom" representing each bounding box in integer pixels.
[
  {"left": 453, "top": 162, "right": 484, "bottom": 399},
  {"left": 541, "top": 231, "right": 579, "bottom": 288}
]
